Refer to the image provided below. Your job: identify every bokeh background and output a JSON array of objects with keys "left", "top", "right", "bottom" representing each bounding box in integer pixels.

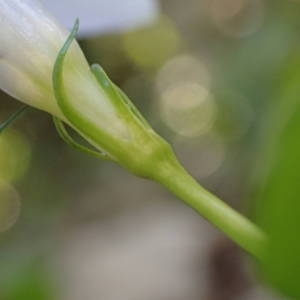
[{"left": 1, "top": 0, "right": 299, "bottom": 299}]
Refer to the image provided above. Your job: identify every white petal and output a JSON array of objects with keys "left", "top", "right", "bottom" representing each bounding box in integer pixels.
[
  {"left": 0, "top": 1, "right": 91, "bottom": 115},
  {"left": 40, "top": 0, "right": 160, "bottom": 37},
  {"left": 0, "top": 0, "right": 66, "bottom": 70},
  {"left": 0, "top": 59, "right": 53, "bottom": 111}
]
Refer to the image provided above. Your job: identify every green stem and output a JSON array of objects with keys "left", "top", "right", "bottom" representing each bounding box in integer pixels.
[
  {"left": 0, "top": 105, "right": 28, "bottom": 133},
  {"left": 152, "top": 157, "right": 267, "bottom": 260}
]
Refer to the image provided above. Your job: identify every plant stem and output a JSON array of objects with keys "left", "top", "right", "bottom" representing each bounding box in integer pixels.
[
  {"left": 152, "top": 156, "right": 267, "bottom": 260},
  {"left": 0, "top": 105, "right": 28, "bottom": 133}
]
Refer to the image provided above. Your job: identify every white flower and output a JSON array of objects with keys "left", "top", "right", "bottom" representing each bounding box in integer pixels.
[{"left": 0, "top": 0, "right": 129, "bottom": 138}]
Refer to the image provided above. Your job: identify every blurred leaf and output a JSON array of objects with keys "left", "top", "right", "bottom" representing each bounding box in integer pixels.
[
  {"left": 255, "top": 51, "right": 300, "bottom": 298},
  {"left": 0, "top": 261, "right": 54, "bottom": 300},
  {"left": 122, "top": 16, "right": 181, "bottom": 70}
]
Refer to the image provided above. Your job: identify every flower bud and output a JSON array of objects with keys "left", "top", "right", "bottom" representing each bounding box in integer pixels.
[{"left": 0, "top": 0, "right": 173, "bottom": 177}]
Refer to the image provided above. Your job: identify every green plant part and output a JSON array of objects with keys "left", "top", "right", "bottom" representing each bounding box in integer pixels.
[
  {"left": 0, "top": 106, "right": 28, "bottom": 133},
  {"left": 53, "top": 117, "right": 110, "bottom": 160}
]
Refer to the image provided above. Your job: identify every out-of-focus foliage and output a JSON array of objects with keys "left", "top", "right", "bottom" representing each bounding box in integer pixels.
[
  {"left": 254, "top": 52, "right": 300, "bottom": 298},
  {"left": 0, "top": 259, "right": 54, "bottom": 300},
  {"left": 0, "top": 130, "right": 31, "bottom": 183}
]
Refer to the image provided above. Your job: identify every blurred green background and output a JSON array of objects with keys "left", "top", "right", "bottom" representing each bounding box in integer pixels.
[{"left": 1, "top": 0, "right": 300, "bottom": 299}]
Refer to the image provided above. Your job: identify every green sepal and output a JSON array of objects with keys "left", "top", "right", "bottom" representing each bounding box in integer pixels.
[
  {"left": 90, "top": 64, "right": 120, "bottom": 105},
  {"left": 52, "top": 19, "right": 162, "bottom": 173},
  {"left": 53, "top": 117, "right": 111, "bottom": 160},
  {"left": 52, "top": 19, "right": 118, "bottom": 159},
  {"left": 0, "top": 105, "right": 28, "bottom": 133},
  {"left": 114, "top": 84, "right": 151, "bottom": 129},
  {"left": 91, "top": 63, "right": 151, "bottom": 128}
]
